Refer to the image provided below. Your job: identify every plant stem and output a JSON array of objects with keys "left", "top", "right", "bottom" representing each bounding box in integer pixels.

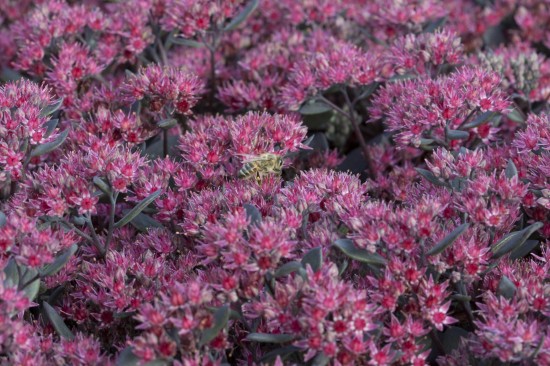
[
  {"left": 85, "top": 216, "right": 106, "bottom": 256},
  {"left": 16, "top": 263, "right": 23, "bottom": 284},
  {"left": 430, "top": 328, "right": 446, "bottom": 355},
  {"left": 163, "top": 129, "right": 169, "bottom": 157},
  {"left": 210, "top": 45, "right": 217, "bottom": 100},
  {"left": 59, "top": 219, "right": 94, "bottom": 243},
  {"left": 103, "top": 192, "right": 119, "bottom": 257},
  {"left": 456, "top": 280, "right": 475, "bottom": 326},
  {"left": 158, "top": 37, "right": 168, "bottom": 66},
  {"left": 321, "top": 94, "right": 375, "bottom": 179},
  {"left": 201, "top": 32, "right": 219, "bottom": 106},
  {"left": 457, "top": 107, "right": 480, "bottom": 129},
  {"left": 19, "top": 273, "right": 40, "bottom": 291}
]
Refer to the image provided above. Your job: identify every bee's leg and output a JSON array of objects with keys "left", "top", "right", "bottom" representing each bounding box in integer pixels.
[{"left": 256, "top": 172, "right": 263, "bottom": 184}]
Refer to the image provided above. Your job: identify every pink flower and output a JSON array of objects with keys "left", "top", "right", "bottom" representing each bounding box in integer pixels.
[
  {"left": 121, "top": 64, "right": 204, "bottom": 115},
  {"left": 369, "top": 66, "right": 510, "bottom": 149}
]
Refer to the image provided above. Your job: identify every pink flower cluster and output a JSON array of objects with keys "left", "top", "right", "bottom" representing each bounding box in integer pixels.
[
  {"left": 370, "top": 67, "right": 510, "bottom": 149},
  {"left": 0, "top": 1, "right": 549, "bottom": 366},
  {"left": 0, "top": 80, "right": 61, "bottom": 190},
  {"left": 177, "top": 111, "right": 307, "bottom": 183},
  {"left": 280, "top": 35, "right": 384, "bottom": 110},
  {"left": 122, "top": 65, "right": 205, "bottom": 115}
]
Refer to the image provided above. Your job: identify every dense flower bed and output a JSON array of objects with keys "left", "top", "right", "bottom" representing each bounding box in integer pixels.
[{"left": 0, "top": 1, "right": 549, "bottom": 365}]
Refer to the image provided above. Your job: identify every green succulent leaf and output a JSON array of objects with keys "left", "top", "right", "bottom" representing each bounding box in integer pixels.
[
  {"left": 333, "top": 239, "right": 386, "bottom": 266},
  {"left": 245, "top": 333, "right": 295, "bottom": 343},
  {"left": 492, "top": 222, "right": 543, "bottom": 258},
  {"left": 426, "top": 223, "right": 469, "bottom": 256},
  {"left": 497, "top": 276, "right": 516, "bottom": 299},
  {"left": 274, "top": 261, "right": 303, "bottom": 278},
  {"left": 299, "top": 100, "right": 332, "bottom": 115},
  {"left": 415, "top": 168, "right": 449, "bottom": 187},
  {"left": 40, "top": 98, "right": 63, "bottom": 118},
  {"left": 244, "top": 204, "right": 262, "bottom": 227},
  {"left": 171, "top": 37, "right": 204, "bottom": 48},
  {"left": 30, "top": 129, "right": 69, "bottom": 157},
  {"left": 462, "top": 111, "right": 497, "bottom": 129},
  {"left": 114, "top": 190, "right": 161, "bottom": 229},
  {"left": 43, "top": 302, "right": 74, "bottom": 340},
  {"left": 157, "top": 118, "right": 177, "bottom": 129},
  {"left": 447, "top": 130, "right": 470, "bottom": 140},
  {"left": 509, "top": 239, "right": 539, "bottom": 260},
  {"left": 505, "top": 159, "right": 518, "bottom": 179},
  {"left": 93, "top": 176, "right": 111, "bottom": 195},
  {"left": 224, "top": 0, "right": 260, "bottom": 31},
  {"left": 40, "top": 244, "right": 78, "bottom": 277},
  {"left": 200, "top": 305, "right": 230, "bottom": 346},
  {"left": 301, "top": 247, "right": 322, "bottom": 272},
  {"left": 128, "top": 213, "right": 164, "bottom": 232}
]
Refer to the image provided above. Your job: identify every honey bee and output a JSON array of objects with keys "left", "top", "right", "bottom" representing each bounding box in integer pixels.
[{"left": 238, "top": 153, "right": 283, "bottom": 182}]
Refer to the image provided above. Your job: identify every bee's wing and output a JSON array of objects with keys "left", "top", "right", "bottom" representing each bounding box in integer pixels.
[{"left": 236, "top": 153, "right": 271, "bottom": 163}]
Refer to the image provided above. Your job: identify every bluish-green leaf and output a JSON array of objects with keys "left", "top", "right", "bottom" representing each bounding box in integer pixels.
[
  {"left": 245, "top": 333, "right": 295, "bottom": 343},
  {"left": 426, "top": 223, "right": 469, "bottom": 256},
  {"left": 144, "top": 134, "right": 179, "bottom": 158},
  {"left": 423, "top": 16, "right": 447, "bottom": 33},
  {"left": 333, "top": 239, "right": 386, "bottom": 266},
  {"left": 93, "top": 176, "right": 111, "bottom": 195},
  {"left": 419, "top": 138, "right": 435, "bottom": 147},
  {"left": 44, "top": 119, "right": 59, "bottom": 138},
  {"left": 299, "top": 100, "right": 332, "bottom": 115},
  {"left": 224, "top": 0, "right": 260, "bottom": 31},
  {"left": 116, "top": 347, "right": 140, "bottom": 366},
  {"left": 114, "top": 190, "right": 161, "bottom": 229},
  {"left": 336, "top": 147, "right": 368, "bottom": 177},
  {"left": 482, "top": 23, "right": 506, "bottom": 48},
  {"left": 129, "top": 213, "right": 164, "bottom": 232},
  {"left": 114, "top": 311, "right": 137, "bottom": 319},
  {"left": 171, "top": 37, "right": 204, "bottom": 48},
  {"left": 447, "top": 130, "right": 470, "bottom": 140},
  {"left": 274, "top": 261, "right": 302, "bottom": 278},
  {"left": 40, "top": 98, "right": 63, "bottom": 118},
  {"left": 157, "top": 118, "right": 177, "bottom": 129},
  {"left": 492, "top": 222, "right": 543, "bottom": 258},
  {"left": 498, "top": 276, "right": 516, "bottom": 299},
  {"left": 507, "top": 108, "right": 525, "bottom": 123},
  {"left": 510, "top": 239, "right": 539, "bottom": 260},
  {"left": 43, "top": 302, "right": 74, "bottom": 340},
  {"left": 441, "top": 327, "right": 469, "bottom": 354},
  {"left": 312, "top": 353, "right": 330, "bottom": 366},
  {"left": 30, "top": 129, "right": 69, "bottom": 157},
  {"left": 505, "top": 159, "right": 518, "bottom": 179},
  {"left": 244, "top": 204, "right": 262, "bottom": 227},
  {"left": 415, "top": 168, "right": 448, "bottom": 187},
  {"left": 301, "top": 247, "right": 322, "bottom": 272},
  {"left": 451, "top": 294, "right": 471, "bottom": 302},
  {"left": 71, "top": 216, "right": 87, "bottom": 226},
  {"left": 40, "top": 244, "right": 78, "bottom": 277},
  {"left": 21, "top": 267, "right": 40, "bottom": 301},
  {"left": 355, "top": 82, "right": 379, "bottom": 100},
  {"left": 259, "top": 346, "right": 300, "bottom": 363},
  {"left": 307, "top": 133, "right": 329, "bottom": 152},
  {"left": 0, "top": 67, "right": 23, "bottom": 82},
  {"left": 144, "top": 361, "right": 169, "bottom": 366},
  {"left": 3, "top": 258, "right": 19, "bottom": 287},
  {"left": 462, "top": 111, "right": 496, "bottom": 129},
  {"left": 301, "top": 134, "right": 315, "bottom": 148},
  {"left": 200, "top": 305, "right": 230, "bottom": 346}
]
